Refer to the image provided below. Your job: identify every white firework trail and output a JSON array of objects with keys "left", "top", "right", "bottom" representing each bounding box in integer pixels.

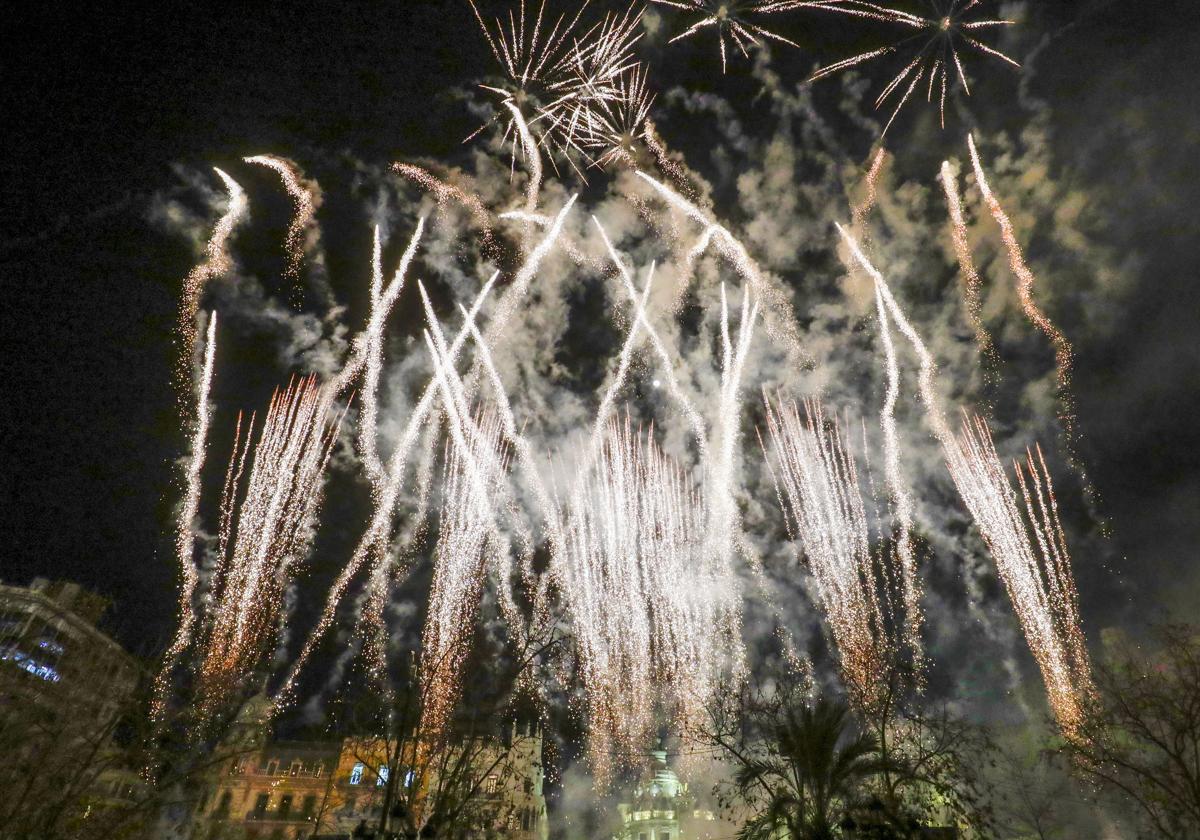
[
  {"left": 837, "top": 224, "right": 1092, "bottom": 726},
  {"left": 636, "top": 170, "right": 811, "bottom": 367},
  {"left": 155, "top": 311, "right": 219, "bottom": 718},
  {"left": 506, "top": 101, "right": 545, "bottom": 211},
  {"left": 763, "top": 396, "right": 893, "bottom": 705},
  {"left": 245, "top": 155, "right": 317, "bottom": 294},
  {"left": 277, "top": 201, "right": 574, "bottom": 703},
  {"left": 196, "top": 374, "right": 343, "bottom": 718}
]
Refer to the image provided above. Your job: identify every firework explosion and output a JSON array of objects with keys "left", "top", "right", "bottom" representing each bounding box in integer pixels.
[
  {"left": 158, "top": 0, "right": 1100, "bottom": 763},
  {"left": 651, "top": 1, "right": 820, "bottom": 74},
  {"left": 811, "top": 0, "right": 1019, "bottom": 133}
]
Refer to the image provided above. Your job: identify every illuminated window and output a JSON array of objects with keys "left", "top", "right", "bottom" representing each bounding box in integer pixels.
[
  {"left": 485, "top": 774, "right": 498, "bottom": 794},
  {"left": 349, "top": 763, "right": 364, "bottom": 785},
  {"left": 404, "top": 770, "right": 415, "bottom": 787},
  {"left": 314, "top": 763, "right": 324, "bottom": 778},
  {"left": 377, "top": 766, "right": 389, "bottom": 787}
]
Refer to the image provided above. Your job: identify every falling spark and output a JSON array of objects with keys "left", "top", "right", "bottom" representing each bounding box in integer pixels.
[
  {"left": 245, "top": 155, "right": 317, "bottom": 295},
  {"left": 178, "top": 171, "right": 246, "bottom": 389},
  {"left": 651, "top": 1, "right": 814, "bottom": 74},
  {"left": 951, "top": 416, "right": 1092, "bottom": 737},
  {"left": 812, "top": 0, "right": 1019, "bottom": 133},
  {"left": 968, "top": 134, "right": 1076, "bottom": 440},
  {"left": 837, "top": 223, "right": 1091, "bottom": 724},
  {"left": 393, "top": 163, "right": 500, "bottom": 260},
  {"left": 763, "top": 396, "right": 893, "bottom": 705},
  {"left": 195, "top": 375, "right": 343, "bottom": 718},
  {"left": 939, "top": 159, "right": 997, "bottom": 374}
]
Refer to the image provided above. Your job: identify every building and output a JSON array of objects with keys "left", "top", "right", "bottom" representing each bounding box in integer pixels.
[
  {"left": 0, "top": 577, "right": 140, "bottom": 718},
  {"left": 614, "top": 750, "right": 720, "bottom": 840},
  {"left": 182, "top": 694, "right": 550, "bottom": 840},
  {"left": 0, "top": 578, "right": 146, "bottom": 837}
]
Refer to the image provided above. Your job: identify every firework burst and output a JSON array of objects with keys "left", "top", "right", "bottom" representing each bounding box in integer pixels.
[
  {"left": 812, "top": 0, "right": 1019, "bottom": 133},
  {"left": 652, "top": 0, "right": 817, "bottom": 74}
]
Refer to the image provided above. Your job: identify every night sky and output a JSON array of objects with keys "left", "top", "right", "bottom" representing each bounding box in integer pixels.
[{"left": 3, "top": 0, "right": 1199, "bottom": 672}]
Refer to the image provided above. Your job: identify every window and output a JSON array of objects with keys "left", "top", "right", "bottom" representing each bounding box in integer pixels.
[
  {"left": 289, "top": 762, "right": 300, "bottom": 777},
  {"left": 228, "top": 760, "right": 239, "bottom": 776},
  {"left": 302, "top": 795, "right": 316, "bottom": 816},
  {"left": 266, "top": 760, "right": 278, "bottom": 776},
  {"left": 279, "top": 795, "right": 293, "bottom": 818},
  {"left": 660, "top": 833, "right": 670, "bottom": 840},
  {"left": 349, "top": 762, "right": 364, "bottom": 785},
  {"left": 377, "top": 766, "right": 389, "bottom": 787},
  {"left": 484, "top": 774, "right": 498, "bottom": 794},
  {"left": 254, "top": 793, "right": 270, "bottom": 815},
  {"left": 640, "top": 833, "right": 648, "bottom": 840},
  {"left": 196, "top": 791, "right": 209, "bottom": 814},
  {"left": 314, "top": 763, "right": 324, "bottom": 778},
  {"left": 216, "top": 791, "right": 232, "bottom": 816}
]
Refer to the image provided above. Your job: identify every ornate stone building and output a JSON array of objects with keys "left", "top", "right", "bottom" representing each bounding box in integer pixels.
[
  {"left": 614, "top": 750, "right": 722, "bottom": 840},
  {"left": 182, "top": 695, "right": 549, "bottom": 840}
]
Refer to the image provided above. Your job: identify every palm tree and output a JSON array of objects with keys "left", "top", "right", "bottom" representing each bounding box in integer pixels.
[{"left": 731, "top": 698, "right": 889, "bottom": 840}]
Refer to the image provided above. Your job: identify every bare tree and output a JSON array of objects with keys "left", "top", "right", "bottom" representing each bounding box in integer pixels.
[{"left": 1060, "top": 624, "right": 1200, "bottom": 839}]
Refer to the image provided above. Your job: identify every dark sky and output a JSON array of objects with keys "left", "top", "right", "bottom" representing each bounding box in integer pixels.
[{"left": 2, "top": 0, "right": 1199, "bottom": 656}]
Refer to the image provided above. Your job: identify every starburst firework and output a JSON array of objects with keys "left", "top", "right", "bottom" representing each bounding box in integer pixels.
[
  {"left": 652, "top": 0, "right": 818, "bottom": 73},
  {"left": 812, "top": 0, "right": 1019, "bottom": 133}
]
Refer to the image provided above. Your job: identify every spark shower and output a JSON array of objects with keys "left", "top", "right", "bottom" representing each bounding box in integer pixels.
[{"left": 158, "top": 0, "right": 1094, "bottom": 770}]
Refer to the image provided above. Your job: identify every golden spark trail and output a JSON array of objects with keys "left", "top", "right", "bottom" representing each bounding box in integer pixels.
[
  {"left": 178, "top": 172, "right": 246, "bottom": 387},
  {"left": 939, "top": 159, "right": 997, "bottom": 375},
  {"left": 763, "top": 396, "right": 892, "bottom": 705},
  {"left": 968, "top": 134, "right": 1078, "bottom": 441},
  {"left": 245, "top": 155, "right": 317, "bottom": 294}
]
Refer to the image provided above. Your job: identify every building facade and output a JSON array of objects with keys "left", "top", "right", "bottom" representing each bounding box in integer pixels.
[
  {"left": 182, "top": 695, "right": 549, "bottom": 840},
  {"left": 614, "top": 751, "right": 720, "bottom": 840}
]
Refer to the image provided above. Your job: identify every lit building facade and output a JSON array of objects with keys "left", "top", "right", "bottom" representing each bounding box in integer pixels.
[
  {"left": 0, "top": 577, "right": 140, "bottom": 726},
  {"left": 183, "top": 695, "right": 549, "bottom": 840},
  {"left": 614, "top": 751, "right": 720, "bottom": 840}
]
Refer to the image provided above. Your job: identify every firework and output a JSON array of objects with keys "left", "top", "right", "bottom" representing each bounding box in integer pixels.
[
  {"left": 245, "top": 155, "right": 317, "bottom": 293},
  {"left": 468, "top": 0, "right": 641, "bottom": 173},
  {"left": 178, "top": 172, "right": 246, "bottom": 386},
  {"left": 578, "top": 64, "right": 655, "bottom": 168},
  {"left": 950, "top": 416, "right": 1092, "bottom": 736},
  {"left": 967, "top": 134, "right": 1076, "bottom": 439},
  {"left": 195, "top": 375, "right": 343, "bottom": 717},
  {"left": 939, "top": 159, "right": 997, "bottom": 373},
  {"left": 154, "top": 312, "right": 220, "bottom": 718},
  {"left": 812, "top": 0, "right": 1019, "bottom": 133},
  {"left": 651, "top": 1, "right": 814, "bottom": 74},
  {"left": 763, "top": 396, "right": 893, "bottom": 705},
  {"left": 636, "top": 170, "right": 810, "bottom": 366},
  {"left": 837, "top": 224, "right": 1091, "bottom": 729}
]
